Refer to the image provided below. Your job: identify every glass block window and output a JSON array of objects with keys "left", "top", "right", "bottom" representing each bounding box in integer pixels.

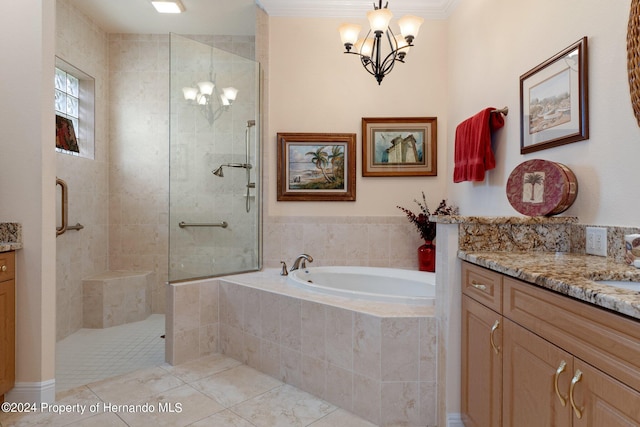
[{"left": 54, "top": 57, "right": 95, "bottom": 159}]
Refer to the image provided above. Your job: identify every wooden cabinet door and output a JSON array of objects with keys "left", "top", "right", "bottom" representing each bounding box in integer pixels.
[
  {"left": 571, "top": 360, "right": 640, "bottom": 426},
  {"left": 502, "top": 319, "right": 572, "bottom": 427},
  {"left": 0, "top": 278, "right": 15, "bottom": 395},
  {"left": 461, "top": 295, "right": 502, "bottom": 427}
]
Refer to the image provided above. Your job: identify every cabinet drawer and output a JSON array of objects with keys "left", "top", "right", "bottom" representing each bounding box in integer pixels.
[
  {"left": 503, "top": 277, "right": 640, "bottom": 393},
  {"left": 0, "top": 252, "right": 14, "bottom": 282},
  {"left": 462, "top": 261, "right": 502, "bottom": 312}
]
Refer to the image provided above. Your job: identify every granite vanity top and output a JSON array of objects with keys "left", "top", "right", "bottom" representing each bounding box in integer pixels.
[
  {"left": 0, "top": 222, "right": 22, "bottom": 252},
  {"left": 459, "top": 250, "right": 640, "bottom": 321}
]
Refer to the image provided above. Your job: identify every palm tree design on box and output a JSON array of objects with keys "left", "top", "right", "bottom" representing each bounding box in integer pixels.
[{"left": 523, "top": 172, "right": 545, "bottom": 203}]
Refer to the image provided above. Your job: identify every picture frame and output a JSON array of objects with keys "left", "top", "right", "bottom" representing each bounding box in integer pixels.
[
  {"left": 277, "top": 132, "right": 356, "bottom": 201},
  {"left": 520, "top": 37, "right": 589, "bottom": 154},
  {"left": 361, "top": 117, "right": 437, "bottom": 177}
]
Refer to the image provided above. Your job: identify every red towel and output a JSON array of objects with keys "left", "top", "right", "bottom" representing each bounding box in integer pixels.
[{"left": 453, "top": 107, "right": 505, "bottom": 183}]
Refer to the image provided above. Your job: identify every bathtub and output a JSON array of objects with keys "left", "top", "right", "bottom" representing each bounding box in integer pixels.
[
  {"left": 287, "top": 266, "right": 435, "bottom": 305},
  {"left": 168, "top": 267, "right": 437, "bottom": 425}
]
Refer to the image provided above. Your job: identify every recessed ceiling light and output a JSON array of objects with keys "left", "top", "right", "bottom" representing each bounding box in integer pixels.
[{"left": 151, "top": 0, "right": 185, "bottom": 14}]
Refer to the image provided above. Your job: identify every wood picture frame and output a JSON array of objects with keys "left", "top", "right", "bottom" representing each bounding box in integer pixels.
[
  {"left": 277, "top": 132, "right": 356, "bottom": 201},
  {"left": 362, "top": 117, "right": 437, "bottom": 177},
  {"left": 520, "top": 37, "right": 589, "bottom": 154}
]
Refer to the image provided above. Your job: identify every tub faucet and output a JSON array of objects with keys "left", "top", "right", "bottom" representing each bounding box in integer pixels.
[{"left": 290, "top": 254, "right": 313, "bottom": 271}]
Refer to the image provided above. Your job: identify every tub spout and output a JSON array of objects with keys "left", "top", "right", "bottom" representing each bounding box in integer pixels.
[{"left": 290, "top": 254, "right": 313, "bottom": 272}]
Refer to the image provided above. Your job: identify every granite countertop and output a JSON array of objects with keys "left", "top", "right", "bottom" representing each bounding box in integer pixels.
[
  {"left": 459, "top": 250, "right": 640, "bottom": 321},
  {"left": 0, "top": 222, "right": 22, "bottom": 252}
]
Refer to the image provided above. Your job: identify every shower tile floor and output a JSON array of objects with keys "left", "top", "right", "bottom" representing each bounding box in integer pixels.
[
  {"left": 1, "top": 315, "right": 376, "bottom": 427},
  {"left": 56, "top": 314, "right": 167, "bottom": 392}
]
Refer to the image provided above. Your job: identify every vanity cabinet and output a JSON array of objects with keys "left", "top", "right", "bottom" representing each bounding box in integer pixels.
[
  {"left": 0, "top": 251, "right": 15, "bottom": 401},
  {"left": 461, "top": 261, "right": 640, "bottom": 427}
]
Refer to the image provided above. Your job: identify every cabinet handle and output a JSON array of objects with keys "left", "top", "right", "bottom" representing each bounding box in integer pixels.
[
  {"left": 554, "top": 360, "right": 568, "bottom": 407},
  {"left": 490, "top": 319, "right": 500, "bottom": 354},
  {"left": 569, "top": 369, "right": 583, "bottom": 419},
  {"left": 471, "top": 281, "right": 487, "bottom": 291},
  {"left": 0, "top": 265, "right": 6, "bottom": 272}
]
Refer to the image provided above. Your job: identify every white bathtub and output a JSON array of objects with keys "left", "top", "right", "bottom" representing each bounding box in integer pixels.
[{"left": 287, "top": 266, "right": 435, "bottom": 305}]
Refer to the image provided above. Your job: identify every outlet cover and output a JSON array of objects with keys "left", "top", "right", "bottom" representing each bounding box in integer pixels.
[{"left": 586, "top": 227, "right": 607, "bottom": 256}]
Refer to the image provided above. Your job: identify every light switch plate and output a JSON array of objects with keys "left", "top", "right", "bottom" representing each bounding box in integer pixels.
[{"left": 586, "top": 227, "right": 607, "bottom": 256}]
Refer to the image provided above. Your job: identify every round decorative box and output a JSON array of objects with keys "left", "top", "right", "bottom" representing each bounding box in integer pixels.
[{"left": 506, "top": 159, "right": 578, "bottom": 216}]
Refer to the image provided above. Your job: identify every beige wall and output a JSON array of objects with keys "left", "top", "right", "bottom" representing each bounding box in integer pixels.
[
  {"left": 263, "top": 16, "right": 449, "bottom": 269},
  {"left": 447, "top": 0, "right": 639, "bottom": 226},
  {"left": 266, "top": 16, "right": 450, "bottom": 218},
  {"left": 0, "top": 0, "right": 57, "bottom": 400}
]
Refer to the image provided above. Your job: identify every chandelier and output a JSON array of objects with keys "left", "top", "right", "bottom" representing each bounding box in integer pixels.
[
  {"left": 182, "top": 76, "right": 238, "bottom": 125},
  {"left": 339, "top": 1, "right": 424, "bottom": 85}
]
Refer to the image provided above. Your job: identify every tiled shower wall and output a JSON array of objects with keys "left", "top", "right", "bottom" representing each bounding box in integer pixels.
[{"left": 56, "top": 0, "right": 110, "bottom": 340}]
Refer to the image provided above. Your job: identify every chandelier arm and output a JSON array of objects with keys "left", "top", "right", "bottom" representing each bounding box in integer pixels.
[{"left": 359, "top": 55, "right": 378, "bottom": 77}]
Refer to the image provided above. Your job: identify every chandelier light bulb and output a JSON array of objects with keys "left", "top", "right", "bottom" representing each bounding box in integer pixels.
[
  {"left": 339, "top": 23, "right": 361, "bottom": 49},
  {"left": 367, "top": 8, "right": 393, "bottom": 33},
  {"left": 221, "top": 95, "right": 230, "bottom": 106},
  {"left": 222, "top": 87, "right": 238, "bottom": 102},
  {"left": 394, "top": 35, "right": 410, "bottom": 57},
  {"left": 196, "top": 93, "right": 207, "bottom": 105},
  {"left": 197, "top": 81, "right": 215, "bottom": 96},
  {"left": 360, "top": 38, "right": 375, "bottom": 58},
  {"left": 398, "top": 15, "right": 424, "bottom": 43},
  {"left": 182, "top": 87, "right": 198, "bottom": 101}
]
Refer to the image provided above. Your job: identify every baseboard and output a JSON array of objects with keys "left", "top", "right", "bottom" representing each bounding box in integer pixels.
[
  {"left": 4, "top": 379, "right": 56, "bottom": 404},
  {"left": 447, "top": 413, "right": 465, "bottom": 427}
]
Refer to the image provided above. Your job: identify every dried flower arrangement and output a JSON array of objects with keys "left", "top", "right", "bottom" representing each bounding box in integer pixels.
[{"left": 397, "top": 193, "right": 459, "bottom": 242}]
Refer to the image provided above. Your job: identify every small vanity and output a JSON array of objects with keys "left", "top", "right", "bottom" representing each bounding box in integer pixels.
[
  {"left": 443, "top": 216, "right": 640, "bottom": 426},
  {"left": 460, "top": 253, "right": 640, "bottom": 426},
  {"left": 0, "top": 223, "right": 21, "bottom": 402}
]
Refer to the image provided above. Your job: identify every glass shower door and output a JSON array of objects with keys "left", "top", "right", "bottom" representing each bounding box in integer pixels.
[{"left": 169, "top": 33, "right": 260, "bottom": 282}]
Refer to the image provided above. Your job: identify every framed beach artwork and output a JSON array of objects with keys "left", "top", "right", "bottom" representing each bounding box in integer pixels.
[
  {"left": 276, "top": 132, "right": 356, "bottom": 201},
  {"left": 361, "top": 117, "right": 437, "bottom": 177},
  {"left": 520, "top": 37, "right": 589, "bottom": 154}
]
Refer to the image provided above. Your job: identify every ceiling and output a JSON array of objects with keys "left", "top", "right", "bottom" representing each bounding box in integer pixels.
[{"left": 66, "top": 0, "right": 459, "bottom": 35}]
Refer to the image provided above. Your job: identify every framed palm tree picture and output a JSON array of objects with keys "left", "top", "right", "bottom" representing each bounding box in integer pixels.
[{"left": 277, "top": 132, "right": 356, "bottom": 201}]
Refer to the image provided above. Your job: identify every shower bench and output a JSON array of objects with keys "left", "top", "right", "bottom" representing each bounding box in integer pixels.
[{"left": 82, "top": 270, "right": 154, "bottom": 328}]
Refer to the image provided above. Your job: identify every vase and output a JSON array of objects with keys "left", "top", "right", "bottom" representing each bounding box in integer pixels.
[{"left": 418, "top": 240, "right": 435, "bottom": 272}]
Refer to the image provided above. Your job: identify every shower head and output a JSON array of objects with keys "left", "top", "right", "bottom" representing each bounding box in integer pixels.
[
  {"left": 212, "top": 163, "right": 252, "bottom": 177},
  {"left": 212, "top": 166, "right": 224, "bottom": 177}
]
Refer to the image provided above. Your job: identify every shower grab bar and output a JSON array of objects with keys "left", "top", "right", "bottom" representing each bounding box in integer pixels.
[
  {"left": 56, "top": 178, "right": 85, "bottom": 237},
  {"left": 178, "top": 221, "right": 229, "bottom": 229},
  {"left": 56, "top": 178, "right": 67, "bottom": 236}
]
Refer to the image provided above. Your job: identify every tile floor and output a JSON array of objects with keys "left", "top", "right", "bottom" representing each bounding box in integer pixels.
[
  {"left": 56, "top": 314, "right": 166, "bottom": 392},
  {"left": 1, "top": 354, "right": 376, "bottom": 427},
  {"left": 1, "top": 315, "right": 376, "bottom": 427}
]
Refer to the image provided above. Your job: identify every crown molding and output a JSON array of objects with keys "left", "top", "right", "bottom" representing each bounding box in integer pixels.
[{"left": 256, "top": 0, "right": 460, "bottom": 19}]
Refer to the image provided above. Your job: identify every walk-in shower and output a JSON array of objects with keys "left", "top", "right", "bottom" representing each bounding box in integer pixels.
[{"left": 169, "top": 34, "right": 261, "bottom": 282}]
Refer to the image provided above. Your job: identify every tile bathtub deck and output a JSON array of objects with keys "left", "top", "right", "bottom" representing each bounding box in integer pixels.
[{"left": 0, "top": 353, "right": 377, "bottom": 427}]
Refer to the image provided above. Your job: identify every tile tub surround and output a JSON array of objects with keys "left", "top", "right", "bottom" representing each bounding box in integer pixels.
[
  {"left": 0, "top": 222, "right": 22, "bottom": 252},
  {"left": 83, "top": 271, "right": 154, "bottom": 328},
  {"left": 167, "top": 269, "right": 437, "bottom": 427}
]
